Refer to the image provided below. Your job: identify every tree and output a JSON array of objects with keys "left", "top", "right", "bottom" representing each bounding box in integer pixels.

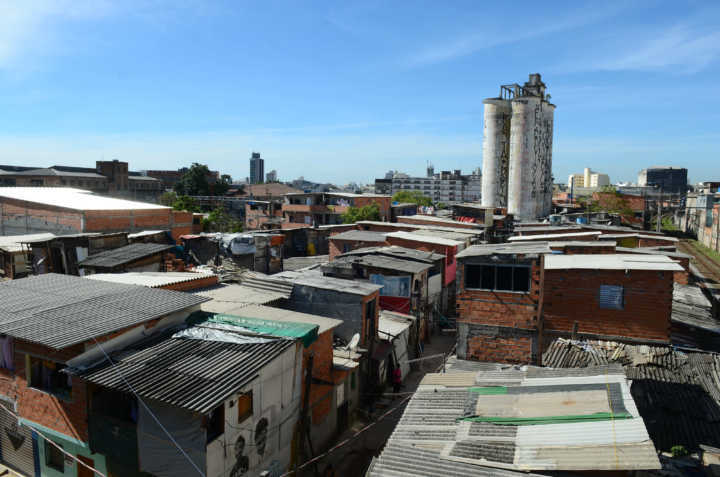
[
  {"left": 172, "top": 195, "right": 200, "bottom": 212},
  {"left": 174, "top": 163, "right": 231, "bottom": 196},
  {"left": 392, "top": 190, "right": 433, "bottom": 207},
  {"left": 159, "top": 191, "right": 178, "bottom": 206},
  {"left": 202, "top": 207, "right": 243, "bottom": 232},
  {"left": 341, "top": 203, "right": 380, "bottom": 224}
]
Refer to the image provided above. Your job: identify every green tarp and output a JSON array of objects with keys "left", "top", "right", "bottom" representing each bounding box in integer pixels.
[
  {"left": 187, "top": 311, "right": 319, "bottom": 347},
  {"left": 459, "top": 411, "right": 633, "bottom": 426}
]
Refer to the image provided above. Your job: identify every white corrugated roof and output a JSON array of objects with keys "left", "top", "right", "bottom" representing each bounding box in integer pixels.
[
  {"left": 0, "top": 187, "right": 169, "bottom": 211},
  {"left": 600, "top": 233, "right": 679, "bottom": 242},
  {"left": 508, "top": 231, "right": 601, "bottom": 241},
  {"left": 0, "top": 233, "right": 55, "bottom": 252},
  {"left": 85, "top": 272, "right": 214, "bottom": 288},
  {"left": 544, "top": 253, "right": 683, "bottom": 271},
  {"left": 387, "top": 231, "right": 462, "bottom": 247}
]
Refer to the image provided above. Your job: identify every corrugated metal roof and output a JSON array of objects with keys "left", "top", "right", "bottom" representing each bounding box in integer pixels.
[
  {"left": 600, "top": 233, "right": 679, "bottom": 242},
  {"left": 616, "top": 246, "right": 692, "bottom": 259},
  {"left": 79, "top": 243, "right": 174, "bottom": 268},
  {"left": 672, "top": 283, "right": 718, "bottom": 333},
  {"left": 0, "top": 233, "right": 55, "bottom": 253},
  {"left": 72, "top": 328, "right": 294, "bottom": 413},
  {"left": 400, "top": 215, "right": 485, "bottom": 228},
  {"left": 329, "top": 230, "right": 388, "bottom": 242},
  {"left": 126, "top": 230, "right": 168, "bottom": 239},
  {"left": 283, "top": 255, "right": 329, "bottom": 271},
  {"left": 509, "top": 231, "right": 601, "bottom": 241},
  {"left": 372, "top": 362, "right": 660, "bottom": 474},
  {"left": 387, "top": 231, "right": 462, "bottom": 247},
  {"left": 237, "top": 304, "right": 342, "bottom": 334},
  {"left": 544, "top": 253, "right": 684, "bottom": 271},
  {"left": 457, "top": 242, "right": 551, "bottom": 258},
  {"left": 85, "top": 272, "right": 215, "bottom": 288},
  {"left": 339, "top": 245, "right": 444, "bottom": 262},
  {"left": 409, "top": 229, "right": 473, "bottom": 242},
  {"left": 196, "top": 283, "right": 289, "bottom": 314},
  {"left": 549, "top": 240, "right": 617, "bottom": 248},
  {"left": 331, "top": 254, "right": 432, "bottom": 274},
  {"left": 0, "top": 187, "right": 169, "bottom": 211},
  {"left": 0, "top": 274, "right": 208, "bottom": 349},
  {"left": 542, "top": 338, "right": 720, "bottom": 452}
]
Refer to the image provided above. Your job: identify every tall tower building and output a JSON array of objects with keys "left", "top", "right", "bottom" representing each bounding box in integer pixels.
[
  {"left": 249, "top": 152, "right": 265, "bottom": 184},
  {"left": 481, "top": 74, "right": 555, "bottom": 219}
]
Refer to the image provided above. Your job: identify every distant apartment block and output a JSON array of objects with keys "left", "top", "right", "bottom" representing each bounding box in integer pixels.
[
  {"left": 638, "top": 166, "right": 688, "bottom": 194},
  {"left": 0, "top": 160, "right": 163, "bottom": 202},
  {"left": 250, "top": 152, "right": 265, "bottom": 184},
  {"left": 282, "top": 192, "right": 392, "bottom": 228},
  {"left": 266, "top": 169, "right": 277, "bottom": 182},
  {"left": 374, "top": 168, "right": 481, "bottom": 203},
  {"left": 568, "top": 167, "right": 610, "bottom": 189}
]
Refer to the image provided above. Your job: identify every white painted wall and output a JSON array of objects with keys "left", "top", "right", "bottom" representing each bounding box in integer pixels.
[{"left": 206, "top": 343, "right": 303, "bottom": 477}]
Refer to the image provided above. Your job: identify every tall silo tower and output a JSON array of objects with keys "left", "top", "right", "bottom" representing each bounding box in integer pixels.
[
  {"left": 507, "top": 74, "right": 555, "bottom": 219},
  {"left": 480, "top": 97, "right": 512, "bottom": 209}
]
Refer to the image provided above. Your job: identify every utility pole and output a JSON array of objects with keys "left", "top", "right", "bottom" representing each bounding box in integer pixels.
[{"left": 656, "top": 186, "right": 663, "bottom": 233}]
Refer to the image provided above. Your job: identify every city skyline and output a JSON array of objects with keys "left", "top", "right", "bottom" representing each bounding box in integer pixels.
[{"left": 1, "top": 1, "right": 718, "bottom": 185}]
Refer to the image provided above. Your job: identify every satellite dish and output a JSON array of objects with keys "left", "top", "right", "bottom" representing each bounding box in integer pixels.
[{"left": 348, "top": 333, "right": 360, "bottom": 351}]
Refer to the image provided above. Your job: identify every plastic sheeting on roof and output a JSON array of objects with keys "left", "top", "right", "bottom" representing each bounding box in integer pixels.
[{"left": 189, "top": 312, "right": 319, "bottom": 347}]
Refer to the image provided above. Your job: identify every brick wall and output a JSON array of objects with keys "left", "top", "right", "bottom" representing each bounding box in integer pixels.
[
  {"left": 0, "top": 198, "right": 83, "bottom": 234},
  {"left": 353, "top": 196, "right": 391, "bottom": 221},
  {"left": 542, "top": 268, "right": 672, "bottom": 342},
  {"left": 455, "top": 257, "right": 541, "bottom": 364},
  {"left": 638, "top": 237, "right": 678, "bottom": 248},
  {"left": 0, "top": 340, "right": 90, "bottom": 442}
]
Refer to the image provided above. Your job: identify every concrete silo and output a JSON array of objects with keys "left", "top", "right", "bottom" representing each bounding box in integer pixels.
[
  {"left": 481, "top": 74, "right": 554, "bottom": 219},
  {"left": 480, "top": 98, "right": 512, "bottom": 209}
]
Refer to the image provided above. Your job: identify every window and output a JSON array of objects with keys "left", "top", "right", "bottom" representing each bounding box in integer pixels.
[
  {"left": 206, "top": 404, "right": 225, "bottom": 443},
  {"left": 464, "top": 264, "right": 531, "bottom": 292},
  {"left": 45, "top": 440, "right": 64, "bottom": 472},
  {"left": 599, "top": 285, "right": 624, "bottom": 310},
  {"left": 28, "top": 356, "right": 72, "bottom": 399},
  {"left": 237, "top": 391, "right": 253, "bottom": 423},
  {"left": 0, "top": 336, "right": 13, "bottom": 372},
  {"left": 343, "top": 243, "right": 352, "bottom": 253},
  {"left": 365, "top": 298, "right": 376, "bottom": 340}
]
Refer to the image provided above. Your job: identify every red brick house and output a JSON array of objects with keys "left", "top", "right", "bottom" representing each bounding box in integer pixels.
[
  {"left": 455, "top": 243, "right": 682, "bottom": 364},
  {"left": 0, "top": 274, "right": 207, "bottom": 476}
]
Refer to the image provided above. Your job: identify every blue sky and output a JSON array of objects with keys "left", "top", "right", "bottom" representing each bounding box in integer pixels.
[{"left": 0, "top": 0, "right": 718, "bottom": 185}]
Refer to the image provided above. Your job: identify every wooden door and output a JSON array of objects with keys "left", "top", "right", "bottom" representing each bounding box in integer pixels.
[{"left": 77, "top": 455, "right": 95, "bottom": 477}]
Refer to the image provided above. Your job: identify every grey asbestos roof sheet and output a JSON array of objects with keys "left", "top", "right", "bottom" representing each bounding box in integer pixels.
[
  {"left": 544, "top": 253, "right": 684, "bottom": 271},
  {"left": 85, "top": 272, "right": 214, "bottom": 288},
  {"left": 79, "top": 243, "right": 174, "bottom": 268},
  {"left": 283, "top": 255, "right": 329, "bottom": 271},
  {"left": 542, "top": 338, "right": 720, "bottom": 452},
  {"left": 616, "top": 246, "right": 692, "bottom": 259},
  {"left": 332, "top": 254, "right": 432, "bottom": 274},
  {"left": 0, "top": 274, "right": 208, "bottom": 349},
  {"left": 372, "top": 361, "right": 660, "bottom": 474},
  {"left": 329, "top": 230, "right": 388, "bottom": 242},
  {"left": 73, "top": 329, "right": 294, "bottom": 413},
  {"left": 672, "top": 283, "right": 718, "bottom": 333},
  {"left": 338, "top": 245, "right": 444, "bottom": 262},
  {"left": 457, "top": 242, "right": 551, "bottom": 258}
]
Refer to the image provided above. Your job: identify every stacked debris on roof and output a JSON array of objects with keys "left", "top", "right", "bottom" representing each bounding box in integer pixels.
[
  {"left": 369, "top": 360, "right": 660, "bottom": 476},
  {"left": 543, "top": 338, "right": 720, "bottom": 452}
]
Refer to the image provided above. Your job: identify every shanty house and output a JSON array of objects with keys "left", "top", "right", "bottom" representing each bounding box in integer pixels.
[
  {"left": 0, "top": 233, "right": 54, "bottom": 279},
  {"left": 456, "top": 243, "right": 683, "bottom": 364},
  {"left": 322, "top": 254, "right": 431, "bottom": 338},
  {"left": 78, "top": 242, "right": 175, "bottom": 274},
  {"left": 328, "top": 230, "right": 388, "bottom": 260},
  {"left": 70, "top": 310, "right": 307, "bottom": 477},
  {"left": 0, "top": 274, "right": 208, "bottom": 477}
]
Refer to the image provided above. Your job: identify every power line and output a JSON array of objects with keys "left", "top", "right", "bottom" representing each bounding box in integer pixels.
[{"left": 0, "top": 401, "right": 106, "bottom": 477}]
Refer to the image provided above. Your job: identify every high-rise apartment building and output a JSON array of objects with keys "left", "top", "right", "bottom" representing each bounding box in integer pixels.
[
  {"left": 568, "top": 168, "right": 610, "bottom": 189},
  {"left": 249, "top": 152, "right": 265, "bottom": 184}
]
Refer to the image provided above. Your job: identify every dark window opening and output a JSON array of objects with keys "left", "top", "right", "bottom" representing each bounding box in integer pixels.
[
  {"left": 465, "top": 264, "right": 530, "bottom": 292},
  {"left": 365, "top": 299, "right": 376, "bottom": 340},
  {"left": 45, "top": 440, "right": 64, "bottom": 472},
  {"left": 206, "top": 404, "right": 225, "bottom": 443},
  {"left": 29, "top": 356, "right": 72, "bottom": 400}
]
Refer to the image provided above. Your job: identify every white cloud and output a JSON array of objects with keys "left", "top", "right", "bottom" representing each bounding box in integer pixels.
[
  {"left": 0, "top": 0, "right": 116, "bottom": 70},
  {"left": 404, "top": 2, "right": 629, "bottom": 67},
  {"left": 589, "top": 25, "right": 720, "bottom": 73}
]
